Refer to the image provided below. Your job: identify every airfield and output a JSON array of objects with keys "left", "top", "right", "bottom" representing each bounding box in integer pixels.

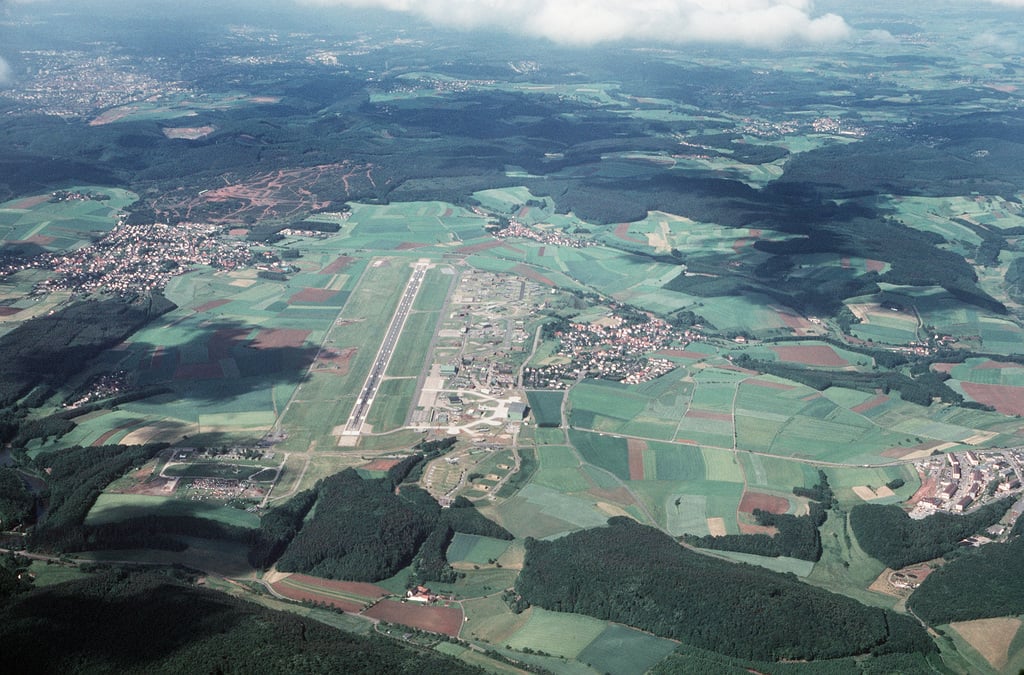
[{"left": 6, "top": 8, "right": 1024, "bottom": 666}]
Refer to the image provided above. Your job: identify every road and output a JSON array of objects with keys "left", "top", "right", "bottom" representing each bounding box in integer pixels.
[{"left": 342, "top": 262, "right": 429, "bottom": 435}]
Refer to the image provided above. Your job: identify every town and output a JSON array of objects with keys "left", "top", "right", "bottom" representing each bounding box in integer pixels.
[
  {"left": 0, "top": 214, "right": 258, "bottom": 298},
  {"left": 911, "top": 449, "right": 1024, "bottom": 529},
  {"left": 525, "top": 311, "right": 693, "bottom": 388}
]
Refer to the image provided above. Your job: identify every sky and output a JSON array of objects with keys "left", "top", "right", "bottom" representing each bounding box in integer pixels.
[
  {"left": 298, "top": 0, "right": 852, "bottom": 47},
  {"left": 1, "top": 0, "right": 1022, "bottom": 84}
]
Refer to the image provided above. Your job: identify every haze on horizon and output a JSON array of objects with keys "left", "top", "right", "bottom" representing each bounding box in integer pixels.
[{"left": 1, "top": 0, "right": 1022, "bottom": 87}]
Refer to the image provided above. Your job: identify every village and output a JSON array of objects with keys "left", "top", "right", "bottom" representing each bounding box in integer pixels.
[
  {"left": 14, "top": 217, "right": 257, "bottom": 298},
  {"left": 910, "top": 449, "right": 1024, "bottom": 531},
  {"left": 490, "top": 218, "right": 595, "bottom": 249},
  {"left": 524, "top": 311, "right": 696, "bottom": 388}
]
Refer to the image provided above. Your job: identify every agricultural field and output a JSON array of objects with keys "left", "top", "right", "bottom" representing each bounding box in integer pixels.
[
  {"left": 0, "top": 187, "right": 135, "bottom": 252},
  {"left": 504, "top": 608, "right": 608, "bottom": 659},
  {"left": 363, "top": 599, "right": 464, "bottom": 637},
  {"left": 525, "top": 390, "right": 564, "bottom": 427},
  {"left": 946, "top": 617, "right": 1024, "bottom": 674},
  {"left": 502, "top": 607, "right": 677, "bottom": 675},
  {"left": 270, "top": 574, "right": 389, "bottom": 613}
]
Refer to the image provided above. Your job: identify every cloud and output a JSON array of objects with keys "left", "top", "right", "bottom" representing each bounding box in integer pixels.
[
  {"left": 0, "top": 56, "right": 12, "bottom": 86},
  {"left": 983, "top": 0, "right": 1024, "bottom": 6},
  {"left": 298, "top": 0, "right": 852, "bottom": 47},
  {"left": 972, "top": 31, "right": 1019, "bottom": 52}
]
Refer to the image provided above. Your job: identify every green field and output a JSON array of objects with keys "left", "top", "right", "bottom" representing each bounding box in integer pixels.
[
  {"left": 505, "top": 608, "right": 607, "bottom": 659},
  {"left": 576, "top": 624, "right": 678, "bottom": 675},
  {"left": 446, "top": 533, "right": 513, "bottom": 566},
  {"left": 85, "top": 493, "right": 260, "bottom": 529},
  {"left": 0, "top": 188, "right": 136, "bottom": 251},
  {"left": 27, "top": 561, "right": 93, "bottom": 588},
  {"left": 364, "top": 377, "right": 417, "bottom": 432},
  {"left": 650, "top": 442, "right": 706, "bottom": 481},
  {"left": 526, "top": 390, "right": 564, "bottom": 427},
  {"left": 703, "top": 550, "right": 816, "bottom": 577},
  {"left": 162, "top": 461, "right": 276, "bottom": 480},
  {"left": 569, "top": 430, "right": 629, "bottom": 481},
  {"left": 494, "top": 484, "right": 610, "bottom": 539}
]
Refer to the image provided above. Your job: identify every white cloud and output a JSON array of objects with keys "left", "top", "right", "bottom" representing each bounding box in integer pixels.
[
  {"left": 298, "top": 0, "right": 852, "bottom": 47},
  {"left": 972, "top": 31, "right": 1019, "bottom": 52},
  {"left": 0, "top": 56, "right": 12, "bottom": 86},
  {"left": 983, "top": 0, "right": 1024, "bottom": 6}
]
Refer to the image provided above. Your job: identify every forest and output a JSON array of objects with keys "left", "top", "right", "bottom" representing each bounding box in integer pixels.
[
  {"left": 516, "top": 517, "right": 933, "bottom": 662},
  {"left": 275, "top": 468, "right": 509, "bottom": 582},
  {"left": 0, "top": 467, "right": 35, "bottom": 529},
  {"left": 0, "top": 567, "right": 482, "bottom": 674},
  {"left": 849, "top": 499, "right": 1012, "bottom": 569},
  {"left": 907, "top": 536, "right": 1024, "bottom": 625},
  {"left": 27, "top": 443, "right": 169, "bottom": 552}
]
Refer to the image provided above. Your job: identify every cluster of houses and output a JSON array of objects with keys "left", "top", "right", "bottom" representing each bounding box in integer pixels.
[
  {"left": 63, "top": 371, "right": 129, "bottom": 409},
  {"left": 492, "top": 220, "right": 594, "bottom": 249},
  {"left": 27, "top": 220, "right": 255, "bottom": 297},
  {"left": 525, "top": 312, "right": 687, "bottom": 388},
  {"left": 910, "top": 450, "right": 1024, "bottom": 520}
]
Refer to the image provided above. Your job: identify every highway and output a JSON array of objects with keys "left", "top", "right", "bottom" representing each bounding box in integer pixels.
[{"left": 342, "top": 261, "right": 428, "bottom": 435}]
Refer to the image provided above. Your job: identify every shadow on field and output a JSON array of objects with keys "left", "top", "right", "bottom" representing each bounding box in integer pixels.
[{"left": 131, "top": 318, "right": 319, "bottom": 406}]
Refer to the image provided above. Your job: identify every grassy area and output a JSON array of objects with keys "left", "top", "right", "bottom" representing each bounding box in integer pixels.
[
  {"left": 526, "top": 390, "right": 564, "bottom": 427},
  {"left": 806, "top": 508, "right": 892, "bottom": 609},
  {"left": 430, "top": 567, "right": 519, "bottom": 600},
  {"left": 27, "top": 560, "right": 92, "bottom": 587},
  {"left": 700, "top": 550, "right": 815, "bottom": 577},
  {"left": 461, "top": 594, "right": 531, "bottom": 646},
  {"left": 85, "top": 493, "right": 260, "bottom": 529},
  {"left": 446, "top": 533, "right": 514, "bottom": 566},
  {"left": 505, "top": 608, "right": 607, "bottom": 659},
  {"left": 569, "top": 430, "right": 629, "bottom": 481},
  {"left": 576, "top": 624, "right": 678, "bottom": 675},
  {"left": 364, "top": 377, "right": 417, "bottom": 432}
]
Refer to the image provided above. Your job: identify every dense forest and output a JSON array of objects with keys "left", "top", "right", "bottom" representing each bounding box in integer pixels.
[
  {"left": 849, "top": 499, "right": 1012, "bottom": 569},
  {"left": 275, "top": 467, "right": 509, "bottom": 582},
  {"left": 0, "top": 552, "right": 31, "bottom": 603},
  {"left": 516, "top": 517, "right": 933, "bottom": 662},
  {"left": 0, "top": 567, "right": 483, "bottom": 674},
  {"left": 248, "top": 487, "right": 319, "bottom": 570},
  {"left": 275, "top": 469, "right": 438, "bottom": 580},
  {"left": 908, "top": 536, "right": 1024, "bottom": 625},
  {"left": 0, "top": 467, "right": 35, "bottom": 529},
  {"left": 26, "top": 443, "right": 184, "bottom": 552}
]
